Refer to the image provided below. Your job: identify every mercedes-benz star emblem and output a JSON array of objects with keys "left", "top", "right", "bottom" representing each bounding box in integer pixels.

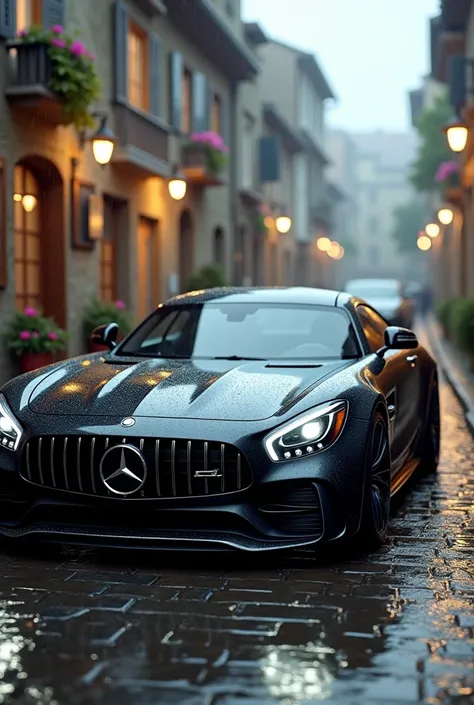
[
  {"left": 121, "top": 417, "right": 136, "bottom": 427},
  {"left": 99, "top": 444, "right": 147, "bottom": 496}
]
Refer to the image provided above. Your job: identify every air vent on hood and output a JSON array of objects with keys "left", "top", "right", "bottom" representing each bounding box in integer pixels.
[{"left": 265, "top": 364, "right": 322, "bottom": 369}]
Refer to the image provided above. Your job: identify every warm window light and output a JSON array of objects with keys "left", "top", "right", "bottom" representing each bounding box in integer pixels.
[
  {"left": 168, "top": 177, "right": 187, "bottom": 200},
  {"left": 425, "top": 222, "right": 440, "bottom": 238},
  {"left": 275, "top": 215, "right": 292, "bottom": 234},
  {"left": 417, "top": 235, "right": 432, "bottom": 251},
  {"left": 21, "top": 194, "right": 37, "bottom": 212},
  {"left": 438, "top": 207, "right": 454, "bottom": 225},
  {"left": 317, "top": 236, "right": 331, "bottom": 252},
  {"left": 327, "top": 241, "right": 341, "bottom": 258},
  {"left": 443, "top": 116, "right": 468, "bottom": 153}
]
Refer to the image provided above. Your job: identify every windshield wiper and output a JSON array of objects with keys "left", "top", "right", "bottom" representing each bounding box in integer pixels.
[{"left": 211, "top": 355, "right": 267, "bottom": 361}]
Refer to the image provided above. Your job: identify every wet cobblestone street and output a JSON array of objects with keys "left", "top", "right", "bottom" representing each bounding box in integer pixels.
[{"left": 1, "top": 377, "right": 474, "bottom": 705}]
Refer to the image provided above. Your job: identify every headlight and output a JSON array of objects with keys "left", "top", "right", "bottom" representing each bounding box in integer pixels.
[
  {"left": 264, "top": 400, "right": 347, "bottom": 462},
  {"left": 0, "top": 395, "right": 23, "bottom": 451}
]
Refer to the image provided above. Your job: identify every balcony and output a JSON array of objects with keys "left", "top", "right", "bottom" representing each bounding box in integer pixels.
[
  {"left": 111, "top": 102, "right": 170, "bottom": 177},
  {"left": 5, "top": 42, "right": 70, "bottom": 126},
  {"left": 181, "top": 142, "right": 226, "bottom": 187}
]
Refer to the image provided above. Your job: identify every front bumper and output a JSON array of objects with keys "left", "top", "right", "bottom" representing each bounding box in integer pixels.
[{"left": 0, "top": 413, "right": 370, "bottom": 552}]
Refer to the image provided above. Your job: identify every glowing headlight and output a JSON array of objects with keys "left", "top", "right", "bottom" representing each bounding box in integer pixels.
[
  {"left": 264, "top": 400, "right": 347, "bottom": 462},
  {"left": 0, "top": 395, "right": 23, "bottom": 451}
]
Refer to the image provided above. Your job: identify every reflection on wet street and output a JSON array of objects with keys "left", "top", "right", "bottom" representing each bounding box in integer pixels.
[{"left": 1, "top": 379, "right": 474, "bottom": 704}]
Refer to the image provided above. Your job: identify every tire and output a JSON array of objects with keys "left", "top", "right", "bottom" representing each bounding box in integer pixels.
[
  {"left": 419, "top": 375, "right": 440, "bottom": 476},
  {"left": 355, "top": 411, "right": 391, "bottom": 550}
]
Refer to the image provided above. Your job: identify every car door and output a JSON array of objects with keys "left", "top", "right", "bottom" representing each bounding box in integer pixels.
[{"left": 357, "top": 304, "right": 421, "bottom": 470}]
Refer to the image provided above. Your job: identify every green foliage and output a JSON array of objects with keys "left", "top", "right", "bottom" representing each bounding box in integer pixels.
[
  {"left": 255, "top": 212, "right": 269, "bottom": 235},
  {"left": 82, "top": 298, "right": 134, "bottom": 339},
  {"left": 437, "top": 298, "right": 461, "bottom": 331},
  {"left": 391, "top": 200, "right": 426, "bottom": 253},
  {"left": 205, "top": 146, "right": 228, "bottom": 174},
  {"left": 451, "top": 299, "right": 474, "bottom": 354},
  {"left": 4, "top": 307, "right": 68, "bottom": 356},
  {"left": 187, "top": 264, "right": 227, "bottom": 291},
  {"left": 18, "top": 25, "right": 100, "bottom": 130},
  {"left": 410, "top": 94, "right": 453, "bottom": 193}
]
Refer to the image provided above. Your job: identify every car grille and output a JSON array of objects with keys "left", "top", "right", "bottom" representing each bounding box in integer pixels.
[{"left": 20, "top": 435, "right": 252, "bottom": 499}]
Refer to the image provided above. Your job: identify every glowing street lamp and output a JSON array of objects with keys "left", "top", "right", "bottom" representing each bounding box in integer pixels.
[
  {"left": 275, "top": 215, "right": 292, "bottom": 234},
  {"left": 91, "top": 117, "right": 117, "bottom": 165},
  {"left": 443, "top": 115, "right": 468, "bottom": 153},
  {"left": 168, "top": 167, "right": 187, "bottom": 200},
  {"left": 317, "top": 236, "right": 331, "bottom": 252},
  {"left": 327, "top": 241, "right": 341, "bottom": 259},
  {"left": 417, "top": 234, "right": 432, "bottom": 251},
  {"left": 425, "top": 222, "right": 440, "bottom": 238},
  {"left": 438, "top": 207, "right": 454, "bottom": 225}
]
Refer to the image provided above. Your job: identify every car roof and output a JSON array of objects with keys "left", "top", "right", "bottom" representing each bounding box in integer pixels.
[{"left": 165, "top": 286, "right": 346, "bottom": 307}]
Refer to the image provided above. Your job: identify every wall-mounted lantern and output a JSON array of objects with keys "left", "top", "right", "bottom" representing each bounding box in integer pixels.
[{"left": 168, "top": 166, "right": 187, "bottom": 201}]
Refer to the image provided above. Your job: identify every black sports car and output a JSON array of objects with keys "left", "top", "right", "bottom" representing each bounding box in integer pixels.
[{"left": 0, "top": 287, "right": 440, "bottom": 553}]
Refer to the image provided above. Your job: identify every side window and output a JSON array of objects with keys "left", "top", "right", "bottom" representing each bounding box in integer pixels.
[{"left": 356, "top": 305, "right": 386, "bottom": 353}]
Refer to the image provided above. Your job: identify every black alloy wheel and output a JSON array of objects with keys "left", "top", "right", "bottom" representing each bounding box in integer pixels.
[{"left": 357, "top": 411, "right": 391, "bottom": 549}]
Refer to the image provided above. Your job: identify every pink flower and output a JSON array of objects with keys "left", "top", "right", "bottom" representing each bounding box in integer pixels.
[
  {"left": 17, "top": 29, "right": 27, "bottom": 37},
  {"left": 115, "top": 300, "right": 125, "bottom": 310},
  {"left": 51, "top": 25, "right": 64, "bottom": 34},
  {"left": 51, "top": 37, "right": 66, "bottom": 48},
  {"left": 435, "top": 160, "right": 459, "bottom": 182},
  {"left": 191, "top": 131, "right": 228, "bottom": 153},
  {"left": 70, "top": 40, "right": 87, "bottom": 57},
  {"left": 47, "top": 332, "right": 58, "bottom": 341},
  {"left": 24, "top": 307, "right": 37, "bottom": 317},
  {"left": 19, "top": 331, "right": 31, "bottom": 340}
]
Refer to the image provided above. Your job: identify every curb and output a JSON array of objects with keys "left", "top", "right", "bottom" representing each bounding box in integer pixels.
[{"left": 424, "top": 316, "right": 474, "bottom": 436}]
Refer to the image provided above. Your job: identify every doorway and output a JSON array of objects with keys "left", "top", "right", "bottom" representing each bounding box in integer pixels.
[{"left": 137, "top": 216, "right": 160, "bottom": 320}]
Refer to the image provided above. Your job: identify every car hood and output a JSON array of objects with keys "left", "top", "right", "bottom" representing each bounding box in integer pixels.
[{"left": 27, "top": 356, "right": 351, "bottom": 422}]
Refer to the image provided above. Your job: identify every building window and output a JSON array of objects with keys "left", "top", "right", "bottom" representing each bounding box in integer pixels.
[
  {"left": 181, "top": 68, "right": 192, "bottom": 133},
  {"left": 242, "top": 114, "right": 254, "bottom": 188},
  {"left": 100, "top": 199, "right": 117, "bottom": 303},
  {"left": 16, "top": 0, "right": 41, "bottom": 32},
  {"left": 14, "top": 165, "right": 41, "bottom": 311},
  {"left": 127, "top": 22, "right": 148, "bottom": 111},
  {"left": 211, "top": 94, "right": 221, "bottom": 133}
]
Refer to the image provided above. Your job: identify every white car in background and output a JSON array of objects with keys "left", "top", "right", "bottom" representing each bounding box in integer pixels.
[{"left": 344, "top": 278, "right": 414, "bottom": 328}]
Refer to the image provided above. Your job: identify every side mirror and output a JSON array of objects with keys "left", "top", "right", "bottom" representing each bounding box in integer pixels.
[
  {"left": 90, "top": 322, "right": 119, "bottom": 351},
  {"left": 376, "top": 326, "right": 418, "bottom": 357}
]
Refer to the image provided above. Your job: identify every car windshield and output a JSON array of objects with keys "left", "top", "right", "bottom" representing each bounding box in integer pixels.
[
  {"left": 346, "top": 282, "right": 400, "bottom": 299},
  {"left": 116, "top": 302, "right": 360, "bottom": 360}
]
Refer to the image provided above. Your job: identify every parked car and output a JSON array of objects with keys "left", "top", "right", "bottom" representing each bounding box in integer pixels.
[
  {"left": 344, "top": 278, "right": 415, "bottom": 328},
  {"left": 0, "top": 287, "right": 439, "bottom": 553}
]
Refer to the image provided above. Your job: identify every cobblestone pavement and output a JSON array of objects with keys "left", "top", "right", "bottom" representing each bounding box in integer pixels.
[{"left": 1, "top": 381, "right": 474, "bottom": 705}]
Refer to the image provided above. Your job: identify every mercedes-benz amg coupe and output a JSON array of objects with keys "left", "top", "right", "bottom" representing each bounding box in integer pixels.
[{"left": 0, "top": 287, "right": 440, "bottom": 552}]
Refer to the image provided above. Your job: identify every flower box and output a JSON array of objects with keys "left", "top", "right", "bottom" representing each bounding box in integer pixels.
[{"left": 181, "top": 132, "right": 228, "bottom": 187}]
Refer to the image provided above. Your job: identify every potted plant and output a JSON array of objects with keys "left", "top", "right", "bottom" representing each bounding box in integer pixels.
[
  {"left": 182, "top": 131, "right": 229, "bottom": 176},
  {"left": 437, "top": 298, "right": 460, "bottom": 339},
  {"left": 83, "top": 298, "right": 133, "bottom": 352},
  {"left": 14, "top": 24, "right": 100, "bottom": 130},
  {"left": 4, "top": 307, "right": 68, "bottom": 373},
  {"left": 187, "top": 264, "right": 227, "bottom": 291},
  {"left": 451, "top": 299, "right": 474, "bottom": 370},
  {"left": 435, "top": 160, "right": 462, "bottom": 204}
]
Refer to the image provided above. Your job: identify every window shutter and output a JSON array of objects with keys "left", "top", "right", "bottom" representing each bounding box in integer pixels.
[
  {"left": 0, "top": 0, "right": 16, "bottom": 38},
  {"left": 192, "top": 72, "right": 207, "bottom": 132},
  {"left": 42, "top": 0, "right": 65, "bottom": 28},
  {"left": 149, "top": 34, "right": 162, "bottom": 118},
  {"left": 0, "top": 158, "right": 6, "bottom": 289},
  {"left": 169, "top": 51, "right": 183, "bottom": 130},
  {"left": 259, "top": 136, "right": 280, "bottom": 182},
  {"left": 449, "top": 55, "right": 467, "bottom": 110},
  {"left": 114, "top": 1, "right": 128, "bottom": 102},
  {"left": 219, "top": 95, "right": 229, "bottom": 145}
]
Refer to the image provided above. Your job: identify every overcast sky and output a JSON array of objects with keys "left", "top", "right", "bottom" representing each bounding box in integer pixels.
[{"left": 241, "top": 0, "right": 439, "bottom": 132}]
